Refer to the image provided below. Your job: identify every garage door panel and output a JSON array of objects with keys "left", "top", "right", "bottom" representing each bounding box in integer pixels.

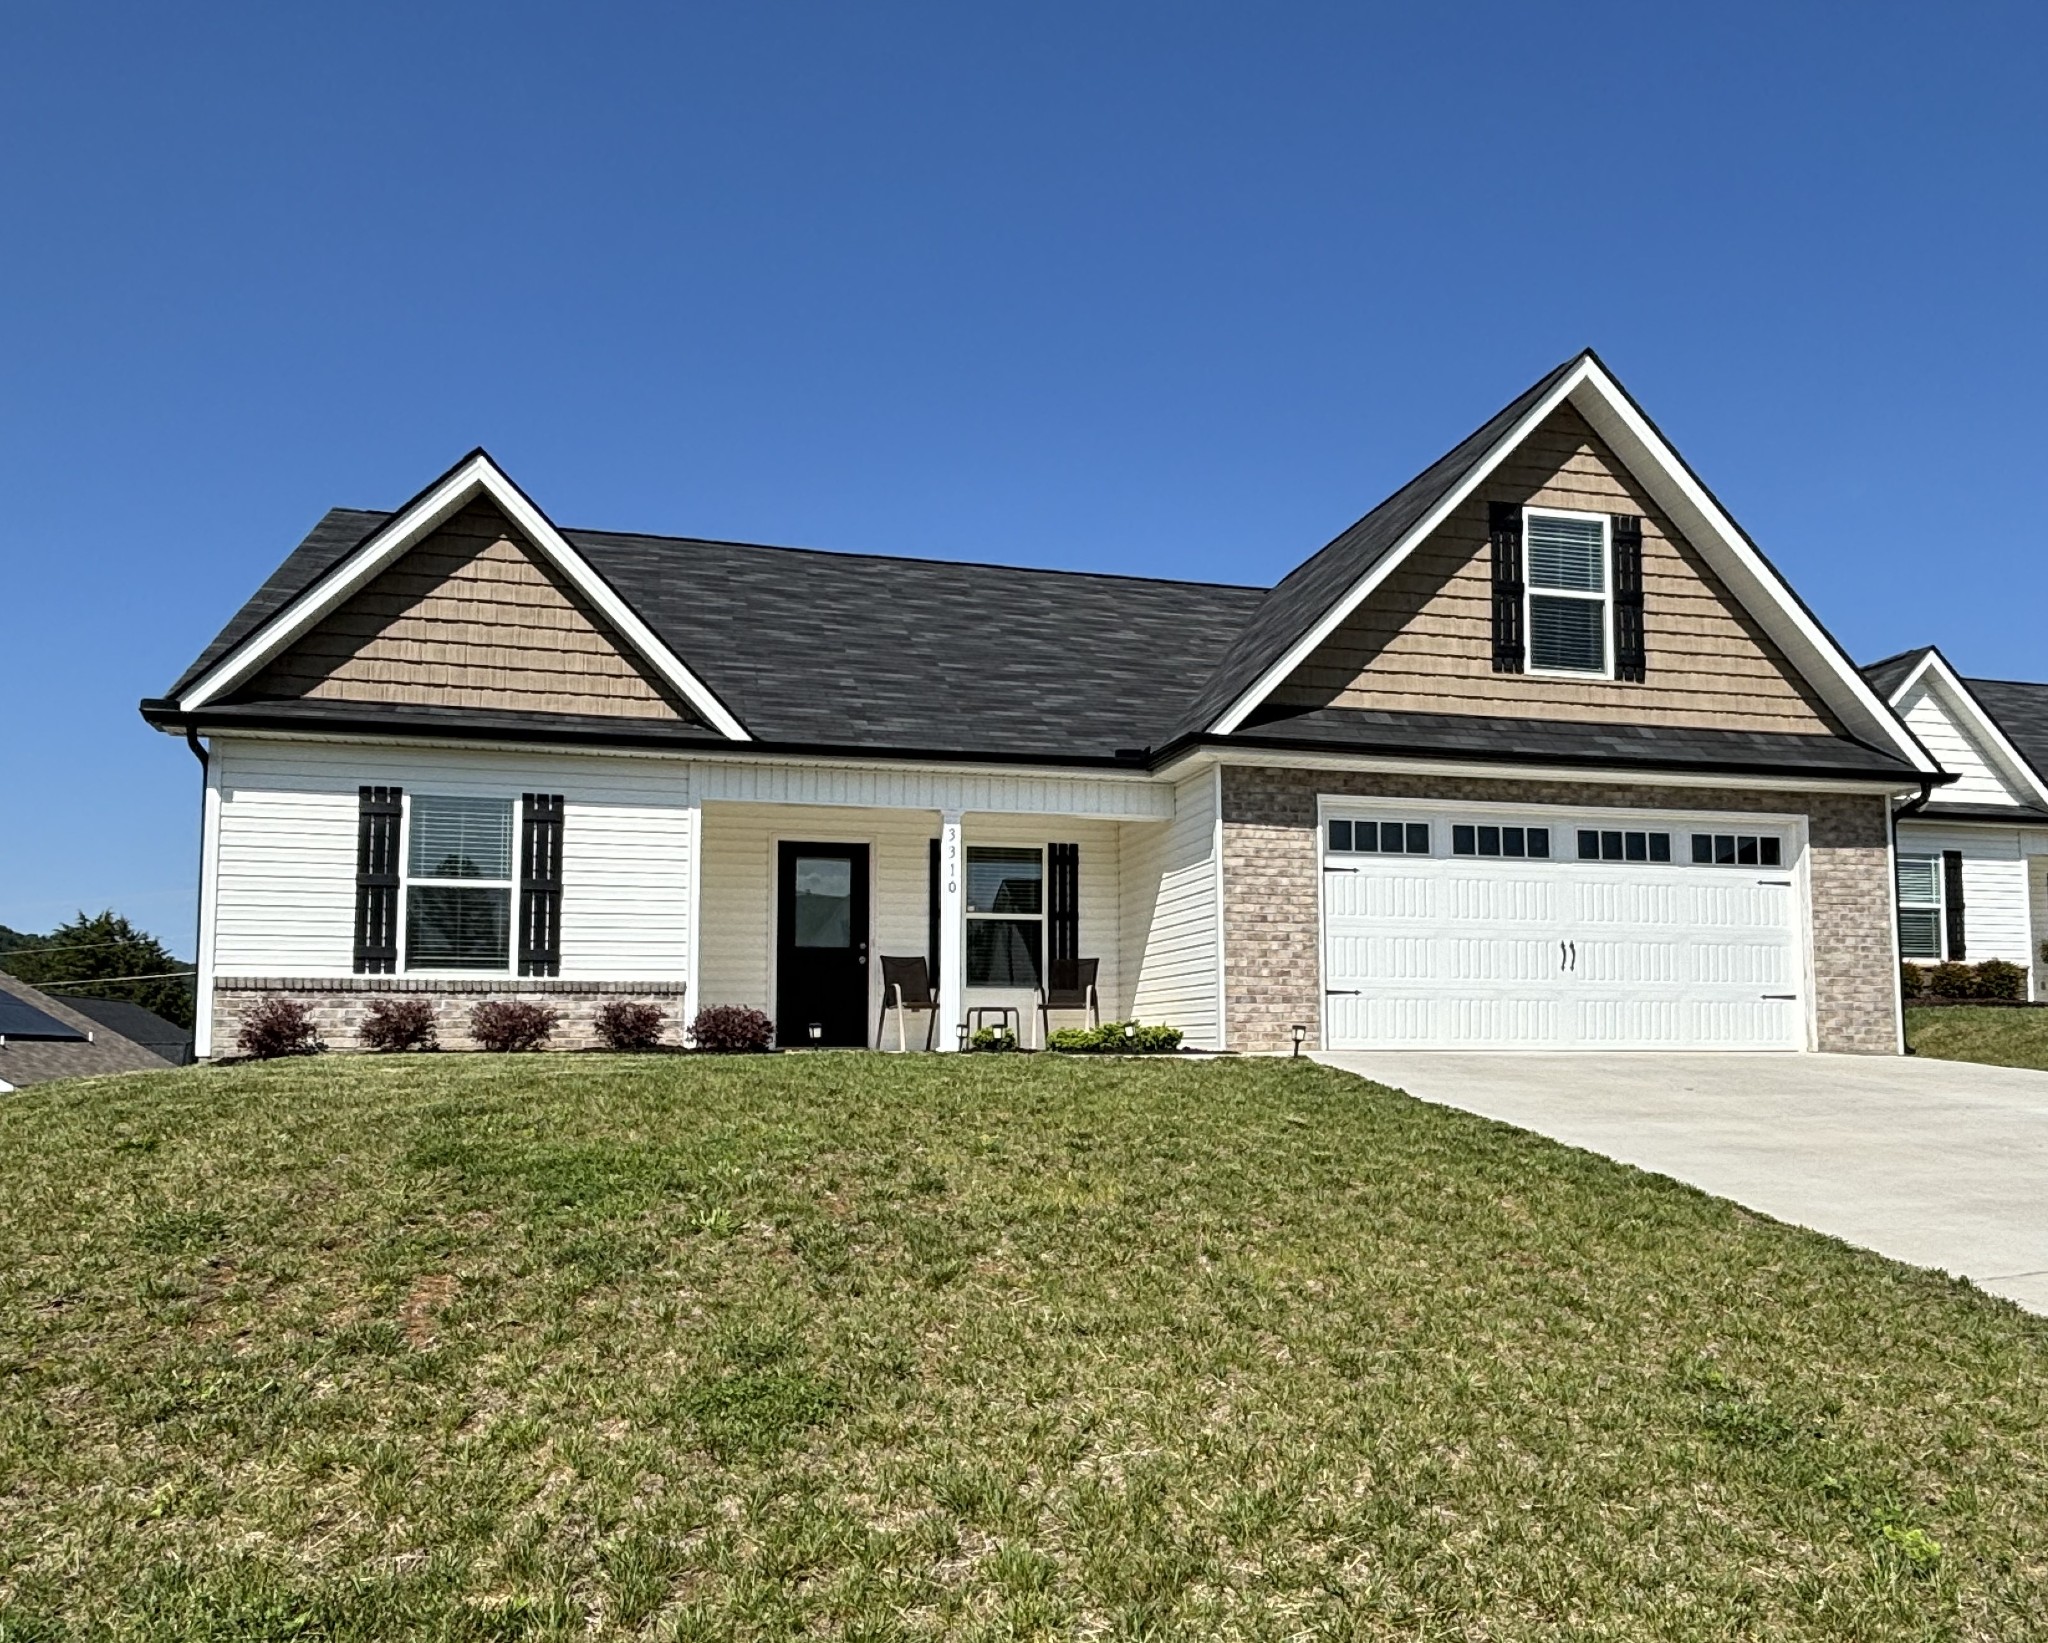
[{"left": 1322, "top": 808, "right": 1804, "bottom": 1053}]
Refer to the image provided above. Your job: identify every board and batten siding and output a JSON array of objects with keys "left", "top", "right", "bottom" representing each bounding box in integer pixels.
[
  {"left": 209, "top": 738, "right": 693, "bottom": 981},
  {"left": 697, "top": 803, "right": 1126, "bottom": 1046},
  {"left": 1896, "top": 685, "right": 2032, "bottom": 807},
  {"left": 1120, "top": 766, "right": 1222, "bottom": 1049},
  {"left": 1896, "top": 821, "right": 2040, "bottom": 979},
  {"left": 1270, "top": 404, "right": 1838, "bottom": 734}
]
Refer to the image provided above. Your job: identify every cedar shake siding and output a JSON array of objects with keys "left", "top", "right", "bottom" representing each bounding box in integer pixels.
[
  {"left": 239, "top": 502, "right": 693, "bottom": 722},
  {"left": 1219, "top": 766, "right": 1898, "bottom": 1056},
  {"left": 1270, "top": 405, "right": 1838, "bottom": 735}
]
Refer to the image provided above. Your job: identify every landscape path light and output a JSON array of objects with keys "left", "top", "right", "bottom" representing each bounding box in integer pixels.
[{"left": 1291, "top": 1024, "right": 1307, "bottom": 1057}]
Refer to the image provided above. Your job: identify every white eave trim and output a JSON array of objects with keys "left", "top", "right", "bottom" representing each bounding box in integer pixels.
[
  {"left": 1886, "top": 649, "right": 2048, "bottom": 810},
  {"left": 176, "top": 453, "right": 751, "bottom": 741},
  {"left": 1208, "top": 356, "right": 1940, "bottom": 779}
]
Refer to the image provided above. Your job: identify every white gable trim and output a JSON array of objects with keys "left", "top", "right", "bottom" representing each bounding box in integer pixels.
[
  {"left": 177, "top": 452, "right": 751, "bottom": 741},
  {"left": 1210, "top": 358, "right": 1939, "bottom": 777},
  {"left": 1884, "top": 650, "right": 2048, "bottom": 809},
  {"left": 1209, "top": 360, "right": 1588, "bottom": 736}
]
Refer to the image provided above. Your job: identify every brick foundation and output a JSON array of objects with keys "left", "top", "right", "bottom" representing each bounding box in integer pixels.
[
  {"left": 1219, "top": 767, "right": 1899, "bottom": 1056},
  {"left": 210, "top": 977, "right": 691, "bottom": 1056}
]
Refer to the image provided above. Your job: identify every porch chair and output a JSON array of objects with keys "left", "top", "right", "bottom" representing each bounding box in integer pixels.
[
  {"left": 1036, "top": 956, "right": 1100, "bottom": 1045},
  {"left": 876, "top": 955, "right": 939, "bottom": 1051}
]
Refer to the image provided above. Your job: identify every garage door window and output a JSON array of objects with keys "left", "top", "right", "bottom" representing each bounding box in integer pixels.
[
  {"left": 1576, "top": 828, "right": 1672, "bottom": 863},
  {"left": 1328, "top": 820, "right": 1430, "bottom": 854},
  {"left": 1690, "top": 833, "right": 1782, "bottom": 868},
  {"left": 1451, "top": 824, "right": 1551, "bottom": 858},
  {"left": 1896, "top": 855, "right": 1942, "bottom": 959}
]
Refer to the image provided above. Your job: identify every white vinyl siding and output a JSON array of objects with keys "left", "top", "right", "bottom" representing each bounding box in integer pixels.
[
  {"left": 1894, "top": 822, "right": 2037, "bottom": 975},
  {"left": 208, "top": 738, "right": 692, "bottom": 981},
  {"left": 1121, "top": 766, "right": 1222, "bottom": 1049},
  {"left": 696, "top": 803, "right": 1123, "bottom": 1045},
  {"left": 1898, "top": 685, "right": 2031, "bottom": 807}
]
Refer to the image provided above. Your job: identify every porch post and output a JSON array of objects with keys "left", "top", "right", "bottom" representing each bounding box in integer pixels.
[{"left": 937, "top": 810, "right": 965, "bottom": 1049}]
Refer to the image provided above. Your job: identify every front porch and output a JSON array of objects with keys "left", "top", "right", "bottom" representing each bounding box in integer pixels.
[{"left": 695, "top": 801, "right": 1144, "bottom": 1050}]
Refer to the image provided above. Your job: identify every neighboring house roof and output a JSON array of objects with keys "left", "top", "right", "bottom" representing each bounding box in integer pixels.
[
  {"left": 1862, "top": 648, "right": 2048, "bottom": 818},
  {"left": 0, "top": 973, "right": 178, "bottom": 1089},
  {"left": 148, "top": 356, "right": 1937, "bottom": 783},
  {"left": 61, "top": 996, "right": 195, "bottom": 1066}
]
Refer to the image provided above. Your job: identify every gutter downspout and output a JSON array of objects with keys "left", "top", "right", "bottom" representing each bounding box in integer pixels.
[
  {"left": 183, "top": 722, "right": 208, "bottom": 1056},
  {"left": 1890, "top": 776, "right": 1936, "bottom": 1045}
]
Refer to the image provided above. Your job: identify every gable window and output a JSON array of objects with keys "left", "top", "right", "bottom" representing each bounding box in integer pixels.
[
  {"left": 1524, "top": 509, "right": 1610, "bottom": 676},
  {"left": 1896, "top": 855, "right": 1943, "bottom": 960},
  {"left": 966, "top": 847, "right": 1042, "bottom": 986},
  {"left": 405, "top": 795, "right": 514, "bottom": 970}
]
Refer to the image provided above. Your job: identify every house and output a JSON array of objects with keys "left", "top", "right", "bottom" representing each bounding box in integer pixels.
[
  {"left": 141, "top": 351, "right": 1942, "bottom": 1059},
  {"left": 1863, "top": 647, "right": 2048, "bottom": 993},
  {"left": 61, "top": 995, "right": 196, "bottom": 1066},
  {"left": 0, "top": 973, "right": 181, "bottom": 1090}
]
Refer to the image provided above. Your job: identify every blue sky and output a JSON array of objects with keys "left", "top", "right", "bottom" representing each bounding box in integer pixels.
[{"left": 4, "top": 2, "right": 2044, "bottom": 946}]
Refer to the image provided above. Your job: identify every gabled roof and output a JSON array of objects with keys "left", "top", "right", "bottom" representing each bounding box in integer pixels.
[
  {"left": 61, "top": 997, "right": 195, "bottom": 1065},
  {"left": 172, "top": 451, "right": 752, "bottom": 739},
  {"left": 1864, "top": 647, "right": 2048, "bottom": 813},
  {"left": 151, "top": 360, "right": 1938, "bottom": 784},
  {"left": 1183, "top": 351, "right": 1938, "bottom": 776}
]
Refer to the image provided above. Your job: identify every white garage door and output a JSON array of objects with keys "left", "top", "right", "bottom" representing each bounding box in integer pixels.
[{"left": 1321, "top": 806, "right": 1806, "bottom": 1051}]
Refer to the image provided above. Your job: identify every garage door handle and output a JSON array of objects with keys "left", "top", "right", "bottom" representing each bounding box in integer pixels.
[
  {"left": 1758, "top": 878, "right": 1792, "bottom": 886},
  {"left": 1761, "top": 993, "right": 1797, "bottom": 1000},
  {"left": 1325, "top": 988, "right": 1361, "bottom": 996},
  {"left": 1323, "top": 865, "right": 1359, "bottom": 874}
]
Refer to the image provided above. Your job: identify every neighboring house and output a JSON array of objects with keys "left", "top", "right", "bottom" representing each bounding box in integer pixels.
[
  {"left": 1863, "top": 647, "right": 2048, "bottom": 993},
  {"left": 0, "top": 973, "right": 180, "bottom": 1090},
  {"left": 141, "top": 351, "right": 1941, "bottom": 1059},
  {"left": 61, "top": 996, "right": 196, "bottom": 1066}
]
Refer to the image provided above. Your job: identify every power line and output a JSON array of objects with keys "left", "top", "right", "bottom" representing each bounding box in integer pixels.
[
  {"left": 0, "top": 939, "right": 181, "bottom": 959},
  {"left": 30, "top": 971, "right": 197, "bottom": 988}
]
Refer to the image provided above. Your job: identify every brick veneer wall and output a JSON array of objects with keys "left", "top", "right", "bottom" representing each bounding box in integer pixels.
[
  {"left": 211, "top": 977, "right": 691, "bottom": 1055},
  {"left": 1219, "top": 767, "right": 1899, "bottom": 1055}
]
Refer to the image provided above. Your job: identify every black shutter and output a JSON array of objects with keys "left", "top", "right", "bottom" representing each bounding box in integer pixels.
[
  {"left": 1942, "top": 849, "right": 1967, "bottom": 961},
  {"left": 1047, "top": 843, "right": 1080, "bottom": 990},
  {"left": 519, "top": 793, "right": 564, "bottom": 977},
  {"left": 927, "top": 837, "right": 941, "bottom": 988},
  {"left": 1489, "top": 502, "right": 1524, "bottom": 673},
  {"left": 353, "top": 786, "right": 401, "bottom": 974},
  {"left": 1612, "top": 514, "right": 1645, "bottom": 682}
]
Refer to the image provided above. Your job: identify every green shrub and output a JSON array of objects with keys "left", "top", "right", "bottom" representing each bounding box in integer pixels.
[
  {"left": 1899, "top": 962, "right": 1927, "bottom": 1000},
  {"left": 1046, "top": 1020, "right": 1183, "bottom": 1054},
  {"left": 1972, "top": 959, "right": 2028, "bottom": 1001},
  {"left": 1926, "top": 961, "right": 1977, "bottom": 1000},
  {"left": 969, "top": 1025, "right": 1020, "bottom": 1052}
]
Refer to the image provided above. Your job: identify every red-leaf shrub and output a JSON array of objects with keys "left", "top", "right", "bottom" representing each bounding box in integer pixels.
[
  {"left": 690, "top": 1005, "right": 774, "bottom": 1052},
  {"left": 470, "top": 999, "right": 558, "bottom": 1053},
  {"left": 594, "top": 1000, "right": 667, "bottom": 1051},
  {"left": 359, "top": 997, "right": 438, "bottom": 1052},
  {"left": 237, "top": 997, "right": 325, "bottom": 1059},
  {"left": 1899, "top": 962, "right": 1927, "bottom": 1000}
]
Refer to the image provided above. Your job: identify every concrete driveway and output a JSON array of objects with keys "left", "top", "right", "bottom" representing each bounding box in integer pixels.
[{"left": 1315, "top": 1051, "right": 2048, "bottom": 1314}]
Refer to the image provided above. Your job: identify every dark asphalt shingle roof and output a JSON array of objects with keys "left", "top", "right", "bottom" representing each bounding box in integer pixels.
[
  {"left": 1232, "top": 704, "right": 1922, "bottom": 781},
  {"left": 173, "top": 511, "right": 1269, "bottom": 761},
  {"left": 60, "top": 997, "right": 195, "bottom": 1066},
  {"left": 1859, "top": 647, "right": 1934, "bottom": 702}
]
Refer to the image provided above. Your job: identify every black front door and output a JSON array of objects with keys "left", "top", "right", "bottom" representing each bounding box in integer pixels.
[{"left": 776, "top": 842, "right": 870, "bottom": 1047}]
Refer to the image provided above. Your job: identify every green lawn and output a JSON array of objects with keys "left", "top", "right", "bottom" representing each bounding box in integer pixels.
[
  {"left": 1907, "top": 1004, "right": 2048, "bottom": 1071},
  {"left": 2, "top": 1055, "right": 2044, "bottom": 1641}
]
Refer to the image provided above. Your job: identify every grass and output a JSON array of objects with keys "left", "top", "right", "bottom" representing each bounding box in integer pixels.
[
  {"left": 1, "top": 1054, "right": 2044, "bottom": 1641},
  {"left": 1907, "top": 1004, "right": 2048, "bottom": 1071}
]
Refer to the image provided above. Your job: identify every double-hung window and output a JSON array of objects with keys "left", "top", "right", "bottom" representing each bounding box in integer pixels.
[
  {"left": 966, "top": 846, "right": 1042, "bottom": 986},
  {"left": 1895, "top": 855, "right": 1943, "bottom": 961},
  {"left": 405, "top": 795, "right": 515, "bottom": 971},
  {"left": 1524, "top": 509, "right": 1610, "bottom": 676}
]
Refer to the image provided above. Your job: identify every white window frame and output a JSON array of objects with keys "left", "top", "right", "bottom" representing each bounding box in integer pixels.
[
  {"left": 400, "top": 793, "right": 517, "bottom": 975},
  {"left": 1523, "top": 506, "right": 1614, "bottom": 680},
  {"left": 1895, "top": 853, "right": 1945, "bottom": 962},
  {"left": 964, "top": 844, "right": 1044, "bottom": 990}
]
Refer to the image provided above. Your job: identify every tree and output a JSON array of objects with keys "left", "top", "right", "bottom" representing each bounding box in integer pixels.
[{"left": 0, "top": 911, "right": 194, "bottom": 1029}]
